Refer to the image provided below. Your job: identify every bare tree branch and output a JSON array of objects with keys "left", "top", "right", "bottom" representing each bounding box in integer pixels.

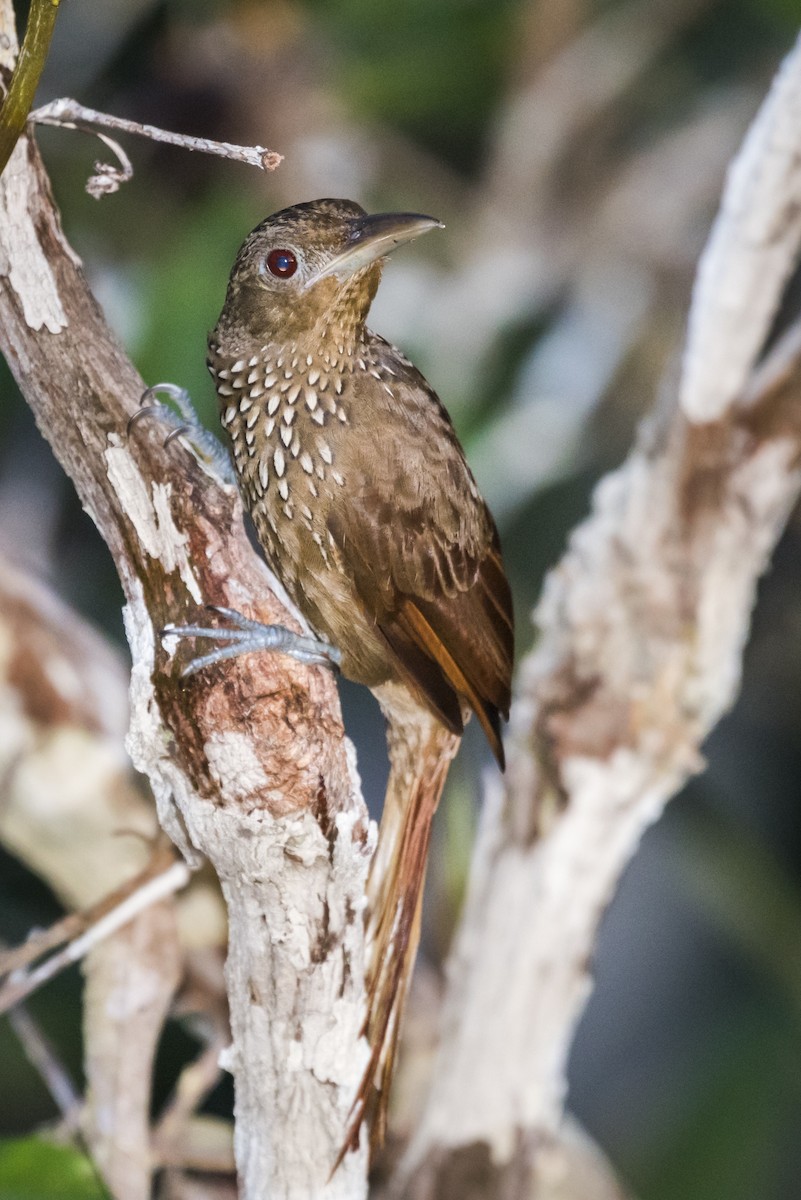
[
  {"left": 0, "top": 553, "right": 192, "bottom": 1200},
  {"left": 0, "top": 855, "right": 190, "bottom": 1013},
  {"left": 0, "top": 4, "right": 371, "bottom": 1198},
  {"left": 154, "top": 1043, "right": 231, "bottom": 1171},
  {"left": 82, "top": 898, "right": 185, "bottom": 1200},
  {"left": 680, "top": 39, "right": 801, "bottom": 420},
  {"left": 398, "top": 27, "right": 801, "bottom": 1200}
]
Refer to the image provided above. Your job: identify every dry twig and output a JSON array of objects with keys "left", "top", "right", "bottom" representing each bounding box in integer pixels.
[
  {"left": 30, "top": 98, "right": 283, "bottom": 198},
  {"left": 0, "top": 853, "right": 190, "bottom": 1014},
  {"left": 7, "top": 1000, "right": 82, "bottom": 1128}
]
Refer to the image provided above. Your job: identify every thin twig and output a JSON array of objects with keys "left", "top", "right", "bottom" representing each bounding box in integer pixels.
[
  {"left": 0, "top": 858, "right": 192, "bottom": 1013},
  {"left": 154, "top": 1043, "right": 226, "bottom": 1163},
  {"left": 0, "top": 841, "right": 178, "bottom": 981},
  {"left": 7, "top": 996, "right": 114, "bottom": 1200},
  {"left": 7, "top": 1002, "right": 82, "bottom": 1126},
  {"left": 30, "top": 98, "right": 283, "bottom": 172},
  {"left": 0, "top": 910, "right": 89, "bottom": 979},
  {"left": 81, "top": 130, "right": 133, "bottom": 199}
]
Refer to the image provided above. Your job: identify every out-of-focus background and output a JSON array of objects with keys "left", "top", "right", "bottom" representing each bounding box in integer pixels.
[{"left": 3, "top": 1, "right": 801, "bottom": 1197}]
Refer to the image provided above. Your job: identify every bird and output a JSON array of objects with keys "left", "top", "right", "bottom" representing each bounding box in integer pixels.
[{"left": 168, "top": 198, "right": 513, "bottom": 1153}]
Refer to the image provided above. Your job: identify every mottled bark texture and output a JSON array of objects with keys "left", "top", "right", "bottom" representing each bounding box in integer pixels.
[
  {"left": 395, "top": 29, "right": 801, "bottom": 1200},
  {"left": 0, "top": 556, "right": 183, "bottom": 1200},
  {"left": 0, "top": 5, "right": 371, "bottom": 1198}
]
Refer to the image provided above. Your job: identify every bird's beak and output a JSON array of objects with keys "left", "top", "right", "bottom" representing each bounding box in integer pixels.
[{"left": 309, "top": 211, "right": 443, "bottom": 285}]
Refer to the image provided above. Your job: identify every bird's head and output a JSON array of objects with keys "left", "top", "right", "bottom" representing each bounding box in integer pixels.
[{"left": 213, "top": 198, "right": 442, "bottom": 349}]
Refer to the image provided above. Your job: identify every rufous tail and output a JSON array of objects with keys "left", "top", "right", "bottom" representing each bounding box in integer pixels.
[{"left": 339, "top": 688, "right": 460, "bottom": 1162}]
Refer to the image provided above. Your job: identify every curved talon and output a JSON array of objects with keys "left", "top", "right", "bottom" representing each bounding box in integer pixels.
[
  {"left": 206, "top": 604, "right": 250, "bottom": 620},
  {"left": 127, "top": 383, "right": 190, "bottom": 437},
  {"left": 127, "top": 384, "right": 235, "bottom": 485},
  {"left": 130, "top": 384, "right": 198, "bottom": 429},
  {"left": 164, "top": 425, "right": 190, "bottom": 448},
  {"left": 126, "top": 404, "right": 162, "bottom": 436}
]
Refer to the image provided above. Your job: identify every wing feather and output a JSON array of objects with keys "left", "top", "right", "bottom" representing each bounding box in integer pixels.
[{"left": 326, "top": 391, "right": 513, "bottom": 766}]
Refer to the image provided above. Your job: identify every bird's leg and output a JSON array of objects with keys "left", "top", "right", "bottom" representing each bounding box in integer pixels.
[
  {"left": 164, "top": 606, "right": 341, "bottom": 676},
  {"left": 128, "top": 382, "right": 236, "bottom": 486}
]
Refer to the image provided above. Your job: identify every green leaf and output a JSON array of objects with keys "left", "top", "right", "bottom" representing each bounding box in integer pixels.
[{"left": 0, "top": 1138, "right": 105, "bottom": 1200}]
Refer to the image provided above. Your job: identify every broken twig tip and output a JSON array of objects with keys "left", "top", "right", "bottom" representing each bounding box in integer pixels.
[{"left": 29, "top": 98, "right": 283, "bottom": 191}]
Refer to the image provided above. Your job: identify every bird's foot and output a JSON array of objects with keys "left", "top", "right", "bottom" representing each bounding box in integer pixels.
[
  {"left": 128, "top": 382, "right": 236, "bottom": 486},
  {"left": 164, "top": 605, "right": 341, "bottom": 675}
]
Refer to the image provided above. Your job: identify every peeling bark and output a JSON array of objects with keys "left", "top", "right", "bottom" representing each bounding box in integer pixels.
[
  {"left": 0, "top": 4, "right": 371, "bottom": 1196},
  {"left": 397, "top": 30, "right": 801, "bottom": 1200},
  {"left": 0, "top": 556, "right": 186, "bottom": 1199}
]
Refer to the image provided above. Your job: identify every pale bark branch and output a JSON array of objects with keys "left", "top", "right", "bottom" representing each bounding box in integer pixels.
[
  {"left": 0, "top": 554, "right": 193, "bottom": 1200},
  {"left": 0, "top": 4, "right": 371, "bottom": 1197},
  {"left": 0, "top": 916, "right": 83, "bottom": 983},
  {"left": 680, "top": 32, "right": 801, "bottom": 421},
  {"left": 82, "top": 900, "right": 184, "bottom": 1200},
  {"left": 0, "top": 856, "right": 190, "bottom": 1013},
  {"left": 153, "top": 1043, "right": 228, "bottom": 1166},
  {"left": 398, "top": 28, "right": 801, "bottom": 1200}
]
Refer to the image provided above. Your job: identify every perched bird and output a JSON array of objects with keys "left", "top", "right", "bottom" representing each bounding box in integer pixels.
[{"left": 178, "top": 199, "right": 513, "bottom": 1150}]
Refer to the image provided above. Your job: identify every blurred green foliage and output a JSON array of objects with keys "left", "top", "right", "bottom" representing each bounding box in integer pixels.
[
  {"left": 0, "top": 1138, "right": 107, "bottom": 1200},
  {"left": 307, "top": 0, "right": 519, "bottom": 170}
]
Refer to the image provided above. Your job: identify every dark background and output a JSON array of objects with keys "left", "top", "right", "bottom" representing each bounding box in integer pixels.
[{"left": 3, "top": 1, "right": 801, "bottom": 1197}]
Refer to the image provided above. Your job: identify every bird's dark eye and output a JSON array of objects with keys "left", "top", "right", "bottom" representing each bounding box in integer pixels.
[{"left": 266, "top": 248, "right": 298, "bottom": 278}]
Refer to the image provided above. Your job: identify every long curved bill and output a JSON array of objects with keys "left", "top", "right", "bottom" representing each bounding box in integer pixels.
[{"left": 308, "top": 211, "right": 443, "bottom": 285}]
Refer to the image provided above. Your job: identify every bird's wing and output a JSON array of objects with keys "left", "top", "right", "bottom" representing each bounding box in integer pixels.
[{"left": 327, "top": 359, "right": 513, "bottom": 765}]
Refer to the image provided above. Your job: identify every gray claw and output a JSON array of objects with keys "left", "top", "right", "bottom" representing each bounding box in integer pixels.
[
  {"left": 128, "top": 383, "right": 236, "bottom": 486},
  {"left": 162, "top": 609, "right": 341, "bottom": 675}
]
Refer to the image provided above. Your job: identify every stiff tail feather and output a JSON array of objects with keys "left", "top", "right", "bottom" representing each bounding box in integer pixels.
[{"left": 338, "top": 691, "right": 459, "bottom": 1163}]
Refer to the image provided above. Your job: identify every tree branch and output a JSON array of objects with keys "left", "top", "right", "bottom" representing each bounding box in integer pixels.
[
  {"left": 0, "top": 552, "right": 194, "bottom": 1199},
  {"left": 6, "top": 997, "right": 82, "bottom": 1128},
  {"left": 398, "top": 28, "right": 801, "bottom": 1200},
  {"left": 0, "top": 854, "right": 189, "bottom": 1013},
  {"left": 0, "top": 5, "right": 371, "bottom": 1197}
]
